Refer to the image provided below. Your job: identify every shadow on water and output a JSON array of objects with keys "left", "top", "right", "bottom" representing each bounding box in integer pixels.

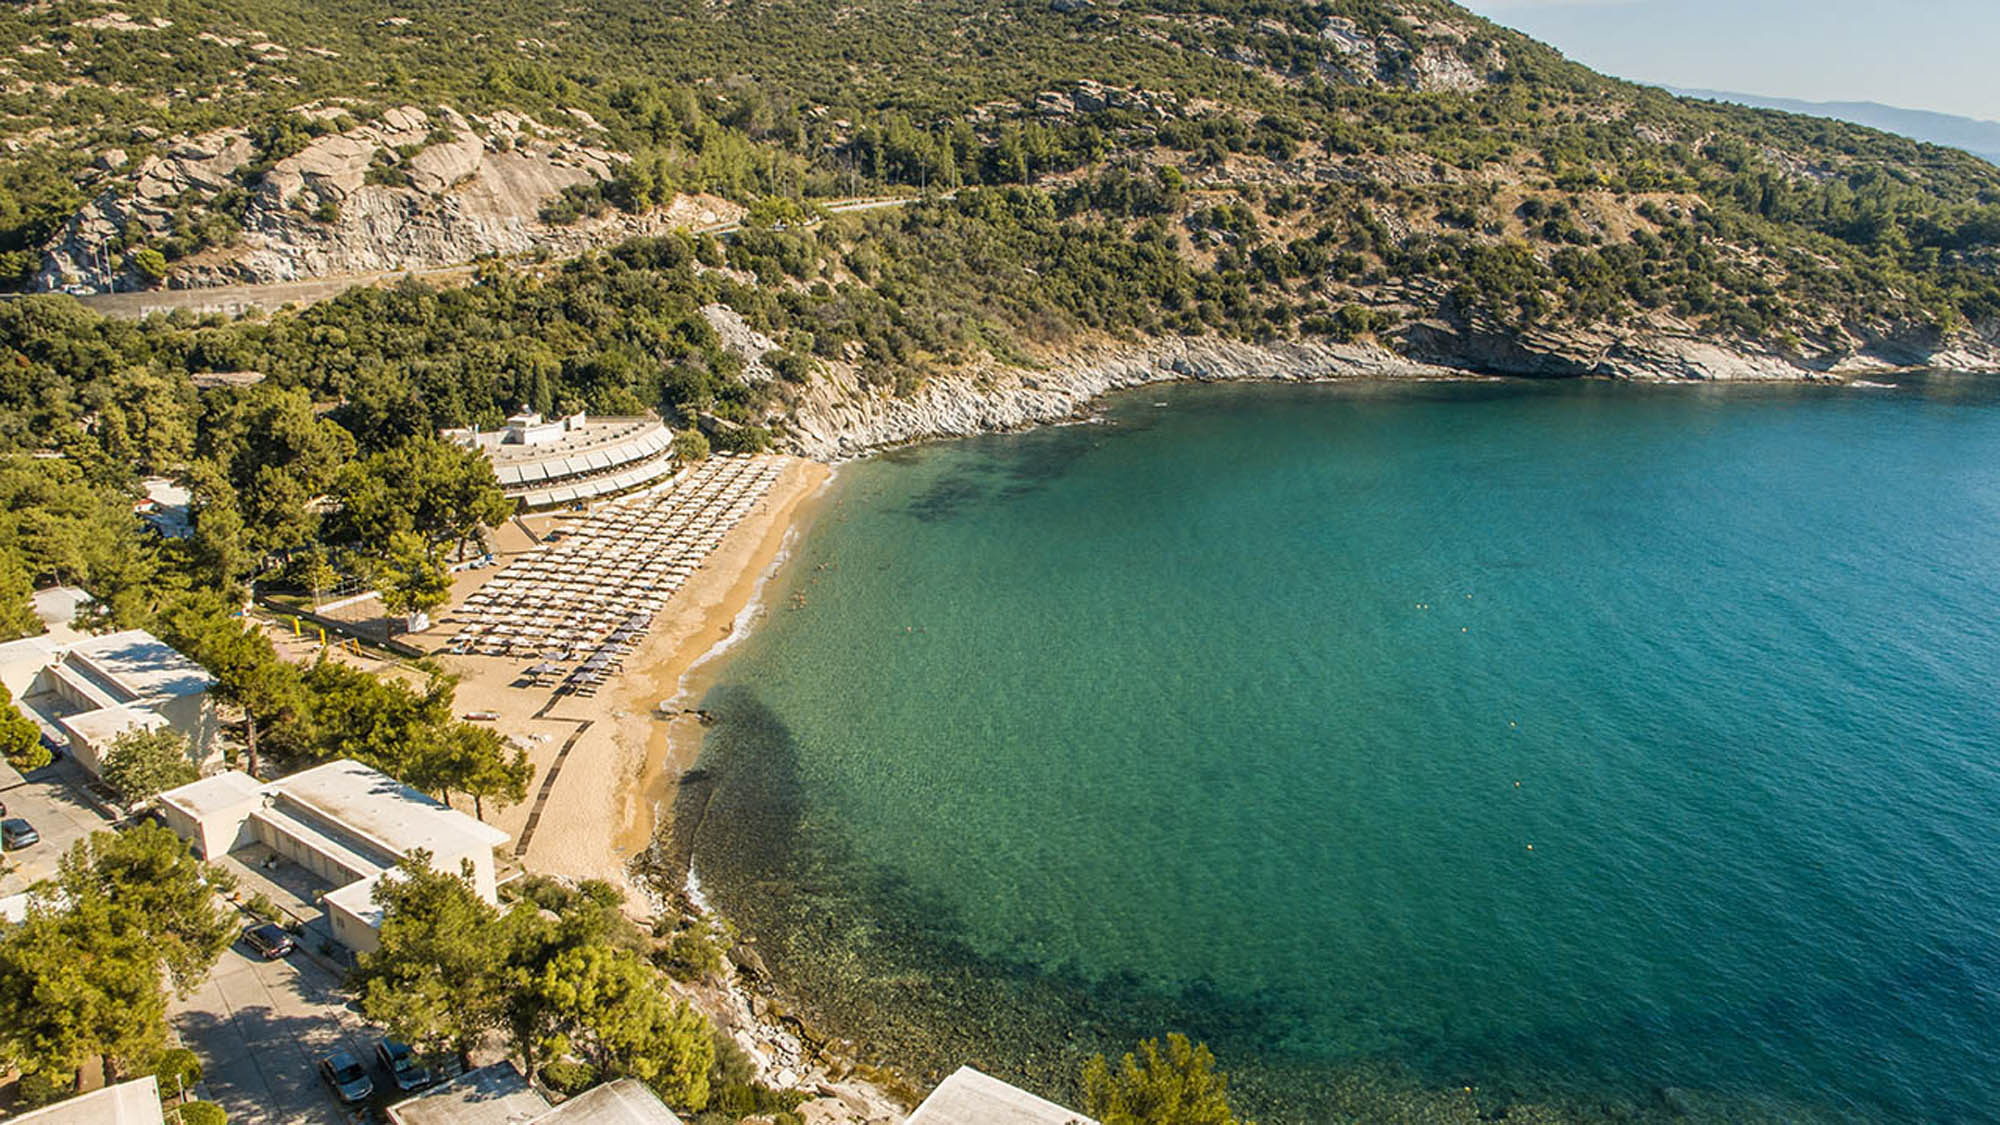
[
  {"left": 676, "top": 688, "right": 1871, "bottom": 1124},
  {"left": 903, "top": 427, "right": 1115, "bottom": 520}
]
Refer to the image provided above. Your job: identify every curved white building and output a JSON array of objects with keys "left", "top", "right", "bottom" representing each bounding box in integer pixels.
[{"left": 444, "top": 411, "right": 679, "bottom": 510}]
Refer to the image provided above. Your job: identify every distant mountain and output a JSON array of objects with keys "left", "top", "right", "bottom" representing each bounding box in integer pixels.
[{"left": 1672, "top": 88, "right": 2000, "bottom": 165}]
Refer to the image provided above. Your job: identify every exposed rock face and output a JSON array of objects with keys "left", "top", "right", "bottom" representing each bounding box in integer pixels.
[
  {"left": 1314, "top": 12, "right": 1503, "bottom": 92},
  {"left": 778, "top": 323, "right": 2000, "bottom": 460},
  {"left": 35, "top": 106, "right": 745, "bottom": 292},
  {"left": 782, "top": 337, "right": 1456, "bottom": 460},
  {"left": 702, "top": 303, "right": 781, "bottom": 382}
]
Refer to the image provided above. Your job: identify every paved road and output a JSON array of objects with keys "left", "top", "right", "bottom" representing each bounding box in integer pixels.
[
  {"left": 170, "top": 939, "right": 384, "bottom": 1125},
  {"left": 0, "top": 758, "right": 117, "bottom": 897}
]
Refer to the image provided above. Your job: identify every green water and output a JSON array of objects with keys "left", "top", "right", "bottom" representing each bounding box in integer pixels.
[{"left": 682, "top": 375, "right": 2000, "bottom": 1121}]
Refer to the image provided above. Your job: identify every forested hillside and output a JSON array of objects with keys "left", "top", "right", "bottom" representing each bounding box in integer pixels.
[{"left": 2, "top": 0, "right": 2000, "bottom": 632}]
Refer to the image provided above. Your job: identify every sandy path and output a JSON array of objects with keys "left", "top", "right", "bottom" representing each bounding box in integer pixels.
[{"left": 442, "top": 457, "right": 831, "bottom": 899}]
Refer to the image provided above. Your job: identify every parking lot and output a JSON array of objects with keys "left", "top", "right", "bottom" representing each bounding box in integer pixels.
[
  {"left": 169, "top": 933, "right": 387, "bottom": 1124},
  {"left": 0, "top": 756, "right": 118, "bottom": 897}
]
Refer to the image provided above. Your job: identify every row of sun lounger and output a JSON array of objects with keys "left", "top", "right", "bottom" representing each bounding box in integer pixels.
[{"left": 441, "top": 455, "right": 785, "bottom": 689}]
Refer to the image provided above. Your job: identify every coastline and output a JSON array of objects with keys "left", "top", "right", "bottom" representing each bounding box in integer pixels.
[
  {"left": 442, "top": 456, "right": 831, "bottom": 903},
  {"left": 611, "top": 457, "right": 835, "bottom": 869}
]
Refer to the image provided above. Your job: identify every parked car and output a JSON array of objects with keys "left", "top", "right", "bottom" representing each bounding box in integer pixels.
[
  {"left": 1, "top": 819, "right": 38, "bottom": 850},
  {"left": 374, "top": 1039, "right": 439, "bottom": 1093},
  {"left": 241, "top": 923, "right": 295, "bottom": 959},
  {"left": 319, "top": 1051, "right": 374, "bottom": 1105}
]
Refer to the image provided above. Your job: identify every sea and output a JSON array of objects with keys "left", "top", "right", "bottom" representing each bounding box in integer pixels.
[{"left": 677, "top": 373, "right": 2000, "bottom": 1122}]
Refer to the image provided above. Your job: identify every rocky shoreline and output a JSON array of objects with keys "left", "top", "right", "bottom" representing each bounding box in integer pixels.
[{"left": 775, "top": 329, "right": 1998, "bottom": 461}]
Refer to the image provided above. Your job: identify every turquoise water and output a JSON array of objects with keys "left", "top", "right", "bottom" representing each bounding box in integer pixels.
[{"left": 682, "top": 375, "right": 2000, "bottom": 1121}]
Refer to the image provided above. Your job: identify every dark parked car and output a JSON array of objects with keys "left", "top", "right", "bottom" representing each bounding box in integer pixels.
[
  {"left": 375, "top": 1039, "right": 439, "bottom": 1093},
  {"left": 319, "top": 1050, "right": 374, "bottom": 1105},
  {"left": 1, "top": 819, "right": 38, "bottom": 850},
  {"left": 241, "top": 923, "right": 295, "bottom": 959}
]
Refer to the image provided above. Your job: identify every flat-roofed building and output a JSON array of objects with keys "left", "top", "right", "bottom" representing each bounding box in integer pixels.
[
  {"left": 157, "top": 759, "right": 510, "bottom": 953},
  {"left": 0, "top": 628, "right": 220, "bottom": 778},
  {"left": 387, "top": 1064, "right": 684, "bottom": 1125},
  {"left": 906, "top": 1068, "right": 1094, "bottom": 1125},
  {"left": 10, "top": 1076, "right": 164, "bottom": 1124},
  {"left": 443, "top": 411, "right": 680, "bottom": 511}
]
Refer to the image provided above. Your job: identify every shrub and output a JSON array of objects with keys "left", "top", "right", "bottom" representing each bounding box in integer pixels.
[
  {"left": 132, "top": 248, "right": 169, "bottom": 283},
  {"left": 710, "top": 425, "right": 770, "bottom": 454},
  {"left": 671, "top": 430, "right": 711, "bottom": 462},
  {"left": 154, "top": 1046, "right": 204, "bottom": 1093},
  {"left": 176, "top": 1101, "right": 228, "bottom": 1125},
  {"left": 540, "top": 1059, "right": 598, "bottom": 1096}
]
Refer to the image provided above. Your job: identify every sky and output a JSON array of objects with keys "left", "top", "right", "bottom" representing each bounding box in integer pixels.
[{"left": 1456, "top": 0, "right": 2000, "bottom": 122}]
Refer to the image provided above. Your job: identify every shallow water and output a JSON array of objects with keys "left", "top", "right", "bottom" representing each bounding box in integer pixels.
[{"left": 685, "top": 374, "right": 2000, "bottom": 1121}]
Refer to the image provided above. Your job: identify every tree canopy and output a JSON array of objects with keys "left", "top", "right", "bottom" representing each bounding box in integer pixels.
[
  {"left": 1082, "top": 1035, "right": 1250, "bottom": 1125},
  {"left": 0, "top": 826, "right": 234, "bottom": 1090},
  {"left": 99, "top": 727, "right": 199, "bottom": 806},
  {"left": 357, "top": 860, "right": 715, "bottom": 1112}
]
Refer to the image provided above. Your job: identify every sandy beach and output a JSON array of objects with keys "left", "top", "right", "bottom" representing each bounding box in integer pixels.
[{"left": 437, "top": 456, "right": 832, "bottom": 900}]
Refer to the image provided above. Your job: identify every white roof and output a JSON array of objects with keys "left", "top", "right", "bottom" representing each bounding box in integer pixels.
[
  {"left": 0, "top": 891, "right": 31, "bottom": 925},
  {"left": 273, "top": 759, "right": 510, "bottom": 861},
  {"left": 11, "top": 1076, "right": 164, "bottom": 1124},
  {"left": 322, "top": 868, "right": 390, "bottom": 928},
  {"left": 387, "top": 1062, "right": 551, "bottom": 1125},
  {"left": 537, "top": 1080, "right": 683, "bottom": 1124},
  {"left": 159, "top": 770, "right": 266, "bottom": 819},
  {"left": 65, "top": 630, "right": 213, "bottom": 700},
  {"left": 907, "top": 1068, "right": 1094, "bottom": 1125},
  {"left": 58, "top": 702, "right": 168, "bottom": 746}
]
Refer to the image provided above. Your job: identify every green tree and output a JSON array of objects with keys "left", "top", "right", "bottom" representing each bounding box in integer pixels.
[
  {"left": 671, "top": 430, "right": 711, "bottom": 462},
  {"left": 152, "top": 1045, "right": 203, "bottom": 1100},
  {"left": 1081, "top": 1035, "right": 1249, "bottom": 1125},
  {"left": 183, "top": 460, "right": 254, "bottom": 596},
  {"left": 99, "top": 727, "right": 199, "bottom": 806},
  {"left": 433, "top": 724, "right": 532, "bottom": 821},
  {"left": 0, "top": 549, "right": 40, "bottom": 641},
  {"left": 57, "top": 825, "right": 236, "bottom": 994},
  {"left": 354, "top": 855, "right": 513, "bottom": 1069},
  {"left": 0, "top": 827, "right": 233, "bottom": 1089},
  {"left": 328, "top": 437, "right": 511, "bottom": 560},
  {"left": 159, "top": 597, "right": 304, "bottom": 779},
  {"left": 528, "top": 943, "right": 714, "bottom": 1111},
  {"left": 0, "top": 895, "right": 167, "bottom": 1089},
  {"left": 299, "top": 546, "right": 338, "bottom": 610},
  {"left": 0, "top": 681, "right": 48, "bottom": 772},
  {"left": 195, "top": 387, "right": 355, "bottom": 555},
  {"left": 131, "top": 249, "right": 169, "bottom": 283},
  {"left": 377, "top": 531, "right": 451, "bottom": 631}
]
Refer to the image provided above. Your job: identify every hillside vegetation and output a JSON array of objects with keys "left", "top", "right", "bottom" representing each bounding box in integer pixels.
[{"left": 2, "top": 0, "right": 1999, "bottom": 623}]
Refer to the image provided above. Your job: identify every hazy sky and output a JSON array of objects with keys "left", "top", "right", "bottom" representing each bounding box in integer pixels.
[{"left": 1457, "top": 0, "right": 2000, "bottom": 122}]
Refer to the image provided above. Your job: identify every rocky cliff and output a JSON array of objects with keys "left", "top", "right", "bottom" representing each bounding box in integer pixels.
[
  {"left": 774, "top": 324, "right": 1999, "bottom": 460},
  {"left": 35, "top": 106, "right": 744, "bottom": 292}
]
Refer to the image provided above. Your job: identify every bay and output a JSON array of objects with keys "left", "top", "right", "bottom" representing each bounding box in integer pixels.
[{"left": 684, "top": 374, "right": 2000, "bottom": 1121}]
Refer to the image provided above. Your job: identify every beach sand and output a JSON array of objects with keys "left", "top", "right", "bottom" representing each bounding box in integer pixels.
[{"left": 441, "top": 456, "right": 832, "bottom": 899}]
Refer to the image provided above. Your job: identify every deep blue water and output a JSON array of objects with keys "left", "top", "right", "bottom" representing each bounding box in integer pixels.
[{"left": 684, "top": 375, "right": 2000, "bottom": 1121}]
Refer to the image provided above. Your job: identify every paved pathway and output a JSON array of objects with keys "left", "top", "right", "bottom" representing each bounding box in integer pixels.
[
  {"left": 0, "top": 758, "right": 118, "bottom": 897},
  {"left": 169, "top": 940, "right": 382, "bottom": 1125}
]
